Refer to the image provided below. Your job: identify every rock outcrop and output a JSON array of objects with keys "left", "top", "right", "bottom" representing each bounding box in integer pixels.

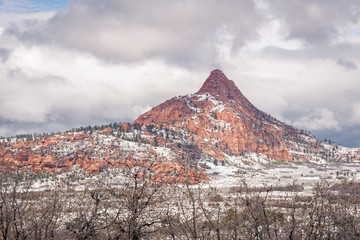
[{"left": 135, "top": 69, "right": 292, "bottom": 162}]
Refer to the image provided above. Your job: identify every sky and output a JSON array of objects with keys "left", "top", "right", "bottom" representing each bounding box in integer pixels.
[{"left": 0, "top": 0, "right": 360, "bottom": 147}]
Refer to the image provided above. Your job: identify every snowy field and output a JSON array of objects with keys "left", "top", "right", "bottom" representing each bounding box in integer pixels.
[{"left": 203, "top": 160, "right": 360, "bottom": 192}]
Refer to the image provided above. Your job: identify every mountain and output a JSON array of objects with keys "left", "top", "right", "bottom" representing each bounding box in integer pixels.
[
  {"left": 135, "top": 69, "right": 359, "bottom": 163},
  {"left": 135, "top": 69, "right": 291, "bottom": 161},
  {"left": 1, "top": 70, "right": 359, "bottom": 181}
]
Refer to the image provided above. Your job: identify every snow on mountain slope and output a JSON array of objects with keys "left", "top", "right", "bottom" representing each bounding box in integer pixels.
[{"left": 1, "top": 70, "right": 359, "bottom": 183}]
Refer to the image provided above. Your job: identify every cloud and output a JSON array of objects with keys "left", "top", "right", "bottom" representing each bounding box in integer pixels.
[
  {"left": 263, "top": 0, "right": 360, "bottom": 45},
  {"left": 0, "top": 97, "right": 51, "bottom": 122},
  {"left": 218, "top": 44, "right": 360, "bottom": 146},
  {"left": 0, "top": 39, "right": 205, "bottom": 136},
  {"left": 337, "top": 59, "right": 357, "bottom": 70},
  {"left": 292, "top": 108, "right": 340, "bottom": 131},
  {"left": 312, "top": 125, "right": 360, "bottom": 148},
  {"left": 0, "top": 47, "right": 10, "bottom": 62},
  {"left": 5, "top": 0, "right": 263, "bottom": 66},
  {"left": 350, "top": 103, "right": 360, "bottom": 125}
]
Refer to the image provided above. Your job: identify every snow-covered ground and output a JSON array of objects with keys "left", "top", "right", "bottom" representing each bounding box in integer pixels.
[{"left": 202, "top": 160, "right": 360, "bottom": 192}]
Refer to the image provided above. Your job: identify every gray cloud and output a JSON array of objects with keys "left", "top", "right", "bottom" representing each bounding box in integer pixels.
[
  {"left": 0, "top": 42, "right": 202, "bottom": 137},
  {"left": 0, "top": 68, "right": 147, "bottom": 136},
  {"left": 5, "top": 0, "right": 263, "bottom": 67},
  {"left": 292, "top": 108, "right": 340, "bottom": 131},
  {"left": 264, "top": 0, "right": 360, "bottom": 45},
  {"left": 225, "top": 38, "right": 360, "bottom": 147},
  {"left": 337, "top": 59, "right": 357, "bottom": 70},
  {"left": 0, "top": 67, "right": 144, "bottom": 123},
  {"left": 0, "top": 48, "right": 10, "bottom": 62},
  {"left": 262, "top": 44, "right": 360, "bottom": 61},
  {"left": 311, "top": 125, "right": 360, "bottom": 148}
]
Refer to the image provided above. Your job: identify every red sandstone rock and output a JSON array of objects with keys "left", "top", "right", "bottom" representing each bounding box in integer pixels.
[
  {"left": 120, "top": 123, "right": 131, "bottom": 132},
  {"left": 11, "top": 140, "right": 25, "bottom": 149},
  {"left": 134, "top": 69, "right": 292, "bottom": 162},
  {"left": 101, "top": 127, "right": 112, "bottom": 135}
]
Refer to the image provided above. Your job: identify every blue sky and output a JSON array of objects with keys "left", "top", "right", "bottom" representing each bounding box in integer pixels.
[{"left": 0, "top": 0, "right": 68, "bottom": 13}]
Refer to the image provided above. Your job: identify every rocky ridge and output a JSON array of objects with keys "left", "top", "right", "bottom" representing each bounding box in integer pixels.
[
  {"left": 135, "top": 69, "right": 360, "bottom": 163},
  {"left": 1, "top": 70, "right": 359, "bottom": 181}
]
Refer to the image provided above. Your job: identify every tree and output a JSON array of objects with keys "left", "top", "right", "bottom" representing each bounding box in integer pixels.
[
  {"left": 0, "top": 169, "right": 62, "bottom": 240},
  {"left": 107, "top": 166, "right": 166, "bottom": 240}
]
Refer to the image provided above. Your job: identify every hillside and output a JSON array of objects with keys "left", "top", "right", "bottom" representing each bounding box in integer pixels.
[
  {"left": 1, "top": 70, "right": 359, "bottom": 182},
  {"left": 134, "top": 69, "right": 360, "bottom": 163}
]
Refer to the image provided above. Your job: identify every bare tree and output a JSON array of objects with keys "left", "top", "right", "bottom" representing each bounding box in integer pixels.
[
  {"left": 0, "top": 169, "right": 62, "bottom": 240},
  {"left": 104, "top": 166, "right": 166, "bottom": 240}
]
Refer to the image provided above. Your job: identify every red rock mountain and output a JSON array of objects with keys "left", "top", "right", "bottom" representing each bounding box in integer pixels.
[
  {"left": 135, "top": 69, "right": 356, "bottom": 162},
  {"left": 1, "top": 69, "right": 359, "bottom": 179},
  {"left": 134, "top": 70, "right": 290, "bottom": 161}
]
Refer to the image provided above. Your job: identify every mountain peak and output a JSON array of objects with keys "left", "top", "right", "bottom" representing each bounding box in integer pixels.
[
  {"left": 208, "top": 69, "right": 227, "bottom": 80},
  {"left": 197, "top": 69, "right": 231, "bottom": 93},
  {"left": 196, "top": 69, "right": 246, "bottom": 105}
]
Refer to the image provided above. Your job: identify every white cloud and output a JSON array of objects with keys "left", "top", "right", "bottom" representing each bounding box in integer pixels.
[
  {"left": 6, "top": 0, "right": 263, "bottom": 65},
  {"left": 292, "top": 108, "right": 340, "bottom": 131},
  {"left": 350, "top": 103, "right": 360, "bottom": 125},
  {"left": 0, "top": 40, "right": 205, "bottom": 127},
  {"left": 0, "top": 97, "right": 51, "bottom": 122}
]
